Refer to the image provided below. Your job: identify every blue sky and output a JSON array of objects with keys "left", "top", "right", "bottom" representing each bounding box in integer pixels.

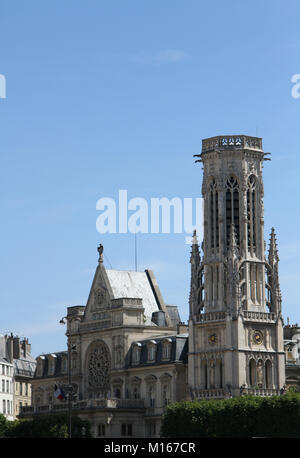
[{"left": 0, "top": 0, "right": 300, "bottom": 357}]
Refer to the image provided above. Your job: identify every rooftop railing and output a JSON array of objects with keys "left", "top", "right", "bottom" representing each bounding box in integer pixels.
[{"left": 202, "top": 135, "right": 263, "bottom": 153}]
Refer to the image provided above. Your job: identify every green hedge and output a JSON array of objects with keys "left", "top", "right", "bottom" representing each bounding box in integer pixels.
[{"left": 161, "top": 394, "right": 300, "bottom": 438}]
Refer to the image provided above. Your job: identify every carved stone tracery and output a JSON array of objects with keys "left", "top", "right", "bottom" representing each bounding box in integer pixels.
[{"left": 87, "top": 341, "right": 110, "bottom": 390}]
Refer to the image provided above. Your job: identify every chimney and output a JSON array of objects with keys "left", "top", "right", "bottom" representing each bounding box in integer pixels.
[
  {"left": 21, "top": 339, "right": 31, "bottom": 358},
  {"left": 13, "top": 336, "right": 20, "bottom": 359},
  {"left": 6, "top": 335, "right": 14, "bottom": 363}
]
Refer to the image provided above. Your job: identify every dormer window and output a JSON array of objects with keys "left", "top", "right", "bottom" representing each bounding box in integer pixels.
[
  {"left": 48, "top": 354, "right": 57, "bottom": 376},
  {"left": 132, "top": 343, "right": 141, "bottom": 365},
  {"left": 147, "top": 341, "right": 157, "bottom": 362},
  {"left": 162, "top": 339, "right": 172, "bottom": 360},
  {"left": 36, "top": 356, "right": 45, "bottom": 377},
  {"left": 61, "top": 355, "right": 67, "bottom": 374}
]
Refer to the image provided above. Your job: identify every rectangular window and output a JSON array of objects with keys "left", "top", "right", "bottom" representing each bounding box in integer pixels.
[
  {"left": 121, "top": 424, "right": 133, "bottom": 437},
  {"left": 97, "top": 423, "right": 106, "bottom": 437}
]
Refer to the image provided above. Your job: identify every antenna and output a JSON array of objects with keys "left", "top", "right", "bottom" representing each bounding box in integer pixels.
[
  {"left": 104, "top": 253, "right": 113, "bottom": 269},
  {"left": 135, "top": 231, "right": 138, "bottom": 272}
]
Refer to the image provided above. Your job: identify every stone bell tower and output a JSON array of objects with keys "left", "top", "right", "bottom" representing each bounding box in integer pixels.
[{"left": 188, "top": 135, "right": 285, "bottom": 399}]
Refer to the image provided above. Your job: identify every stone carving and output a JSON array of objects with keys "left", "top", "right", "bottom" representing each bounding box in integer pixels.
[{"left": 88, "top": 341, "right": 110, "bottom": 390}]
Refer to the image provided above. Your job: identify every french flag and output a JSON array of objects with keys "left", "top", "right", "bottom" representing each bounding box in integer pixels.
[{"left": 54, "top": 384, "right": 65, "bottom": 401}]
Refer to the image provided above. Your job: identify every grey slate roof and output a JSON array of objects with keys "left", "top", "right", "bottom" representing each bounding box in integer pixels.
[
  {"left": 126, "top": 334, "right": 188, "bottom": 367},
  {"left": 106, "top": 269, "right": 160, "bottom": 324},
  {"left": 14, "top": 356, "right": 36, "bottom": 378}
]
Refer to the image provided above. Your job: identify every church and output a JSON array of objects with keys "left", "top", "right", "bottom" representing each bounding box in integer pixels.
[{"left": 20, "top": 135, "right": 300, "bottom": 437}]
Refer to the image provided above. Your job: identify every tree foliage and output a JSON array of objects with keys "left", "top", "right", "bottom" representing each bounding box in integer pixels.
[
  {"left": 161, "top": 394, "right": 300, "bottom": 438},
  {"left": 4, "top": 414, "right": 91, "bottom": 438},
  {"left": 0, "top": 414, "right": 10, "bottom": 437}
]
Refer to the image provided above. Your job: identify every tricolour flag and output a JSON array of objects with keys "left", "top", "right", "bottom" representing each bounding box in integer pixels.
[{"left": 54, "top": 384, "right": 65, "bottom": 401}]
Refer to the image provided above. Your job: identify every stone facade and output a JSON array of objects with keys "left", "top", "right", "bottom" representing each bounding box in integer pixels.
[
  {"left": 189, "top": 135, "right": 285, "bottom": 399},
  {"left": 0, "top": 334, "right": 36, "bottom": 420},
  {"left": 25, "top": 264, "right": 187, "bottom": 437},
  {"left": 20, "top": 135, "right": 299, "bottom": 437},
  {"left": 284, "top": 324, "right": 300, "bottom": 390}
]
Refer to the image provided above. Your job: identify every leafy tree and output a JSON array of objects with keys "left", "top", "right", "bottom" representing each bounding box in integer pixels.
[
  {"left": 5, "top": 414, "right": 91, "bottom": 438},
  {"left": 0, "top": 414, "right": 9, "bottom": 437}
]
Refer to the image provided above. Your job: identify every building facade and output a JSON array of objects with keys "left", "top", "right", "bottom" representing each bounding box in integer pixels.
[
  {"left": 0, "top": 334, "right": 36, "bottom": 420},
  {"left": 20, "top": 135, "right": 298, "bottom": 437},
  {"left": 189, "top": 135, "right": 285, "bottom": 399},
  {"left": 0, "top": 357, "right": 14, "bottom": 421}
]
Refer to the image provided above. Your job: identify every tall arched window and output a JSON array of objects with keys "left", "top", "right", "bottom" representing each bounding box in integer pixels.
[
  {"left": 209, "top": 179, "right": 219, "bottom": 251},
  {"left": 265, "top": 360, "right": 272, "bottom": 389},
  {"left": 249, "top": 359, "right": 256, "bottom": 387},
  {"left": 201, "top": 360, "right": 208, "bottom": 389},
  {"left": 247, "top": 175, "right": 257, "bottom": 253},
  {"left": 218, "top": 360, "right": 223, "bottom": 389},
  {"left": 226, "top": 176, "right": 240, "bottom": 247}
]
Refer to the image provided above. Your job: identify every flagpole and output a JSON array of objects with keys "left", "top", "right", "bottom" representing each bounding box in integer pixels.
[{"left": 67, "top": 332, "right": 72, "bottom": 438}]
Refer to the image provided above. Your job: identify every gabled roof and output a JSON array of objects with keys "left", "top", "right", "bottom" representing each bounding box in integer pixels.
[
  {"left": 105, "top": 269, "right": 160, "bottom": 321},
  {"left": 83, "top": 254, "right": 174, "bottom": 326}
]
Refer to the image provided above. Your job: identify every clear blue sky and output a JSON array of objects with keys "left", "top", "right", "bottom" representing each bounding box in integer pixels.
[{"left": 0, "top": 0, "right": 300, "bottom": 357}]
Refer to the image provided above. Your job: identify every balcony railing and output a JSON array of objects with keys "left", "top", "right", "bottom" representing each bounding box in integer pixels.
[
  {"left": 19, "top": 398, "right": 145, "bottom": 416},
  {"left": 240, "top": 388, "right": 282, "bottom": 397},
  {"left": 195, "top": 311, "right": 226, "bottom": 323},
  {"left": 192, "top": 388, "right": 231, "bottom": 399},
  {"left": 243, "top": 311, "right": 276, "bottom": 322}
]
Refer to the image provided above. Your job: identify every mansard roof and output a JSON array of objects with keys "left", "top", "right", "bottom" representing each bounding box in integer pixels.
[
  {"left": 35, "top": 351, "right": 67, "bottom": 378},
  {"left": 126, "top": 334, "right": 188, "bottom": 368}
]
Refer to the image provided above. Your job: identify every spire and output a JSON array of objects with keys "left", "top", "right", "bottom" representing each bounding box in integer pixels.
[
  {"left": 189, "top": 230, "right": 203, "bottom": 316},
  {"left": 267, "top": 228, "right": 282, "bottom": 313},
  {"left": 268, "top": 227, "right": 279, "bottom": 266},
  {"left": 190, "top": 230, "right": 200, "bottom": 266}
]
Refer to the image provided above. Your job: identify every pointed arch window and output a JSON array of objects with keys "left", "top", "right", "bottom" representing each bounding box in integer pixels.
[
  {"left": 265, "top": 360, "right": 272, "bottom": 389},
  {"left": 249, "top": 359, "right": 256, "bottom": 387},
  {"left": 247, "top": 175, "right": 257, "bottom": 253},
  {"left": 209, "top": 179, "right": 219, "bottom": 251},
  {"left": 226, "top": 176, "right": 240, "bottom": 247}
]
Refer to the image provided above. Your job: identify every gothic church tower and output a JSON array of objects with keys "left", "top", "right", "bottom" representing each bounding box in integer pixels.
[{"left": 188, "top": 135, "right": 285, "bottom": 399}]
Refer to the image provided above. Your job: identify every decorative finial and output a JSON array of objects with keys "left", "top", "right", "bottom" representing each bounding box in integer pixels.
[
  {"left": 268, "top": 227, "right": 279, "bottom": 265},
  {"left": 97, "top": 244, "right": 104, "bottom": 263},
  {"left": 190, "top": 230, "right": 200, "bottom": 264}
]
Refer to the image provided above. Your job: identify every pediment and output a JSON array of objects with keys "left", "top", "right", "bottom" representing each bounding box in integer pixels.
[{"left": 83, "top": 263, "right": 114, "bottom": 321}]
